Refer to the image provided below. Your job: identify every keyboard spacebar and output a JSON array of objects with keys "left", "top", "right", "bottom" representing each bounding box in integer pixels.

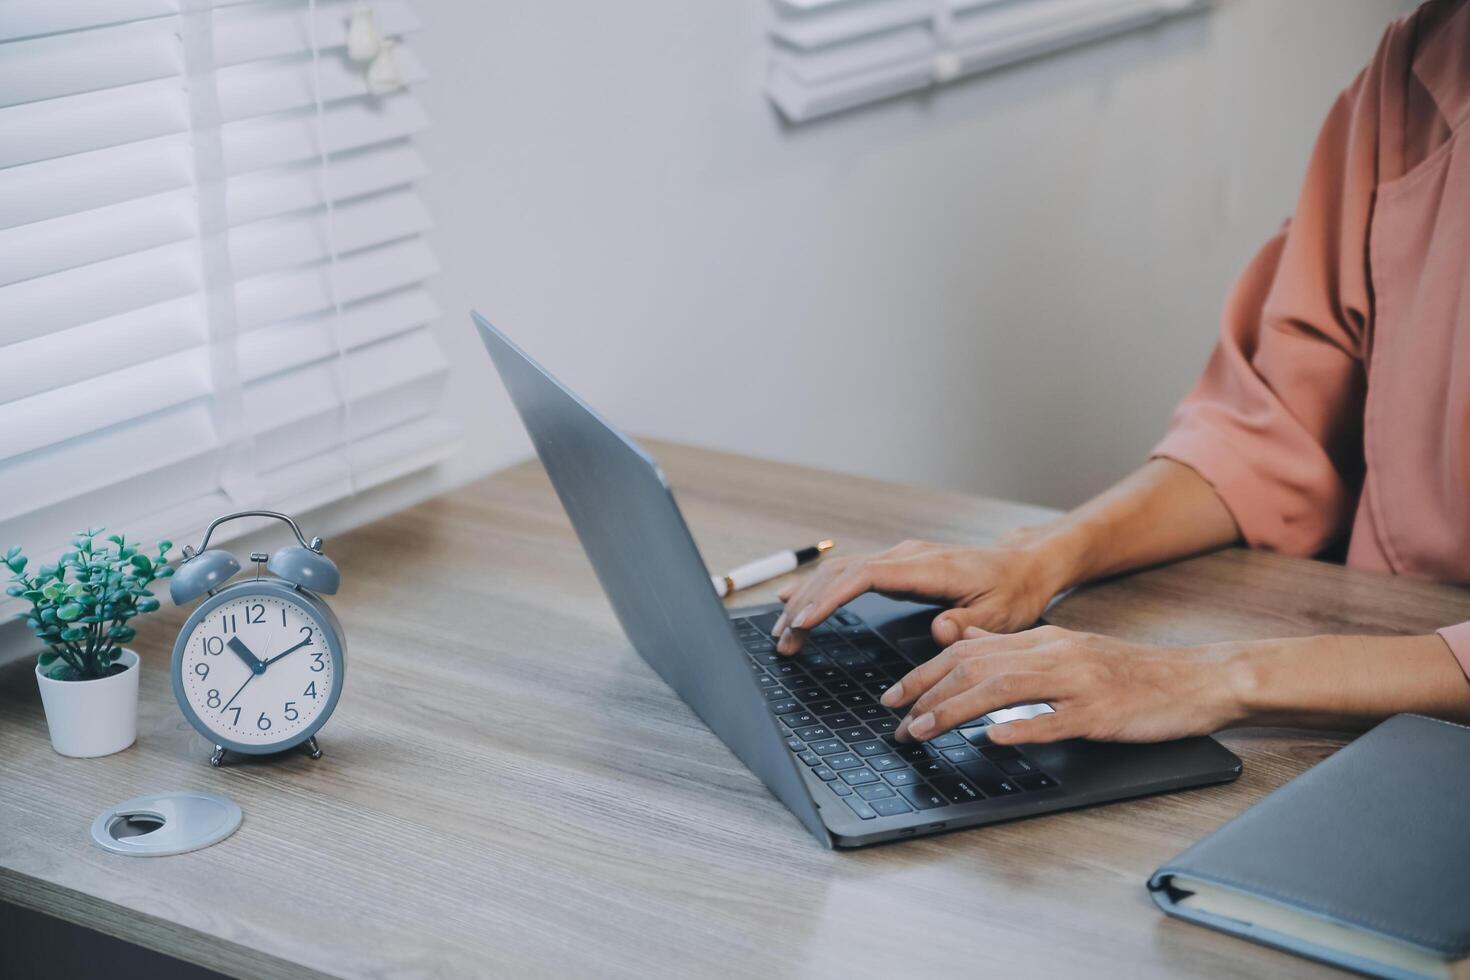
[{"left": 984, "top": 703, "right": 1054, "bottom": 725}]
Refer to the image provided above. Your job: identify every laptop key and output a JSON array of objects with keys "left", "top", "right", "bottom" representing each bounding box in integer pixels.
[
  {"left": 747, "top": 612, "right": 780, "bottom": 635},
  {"left": 809, "top": 739, "right": 845, "bottom": 755},
  {"left": 895, "top": 744, "right": 934, "bottom": 762},
  {"left": 809, "top": 700, "right": 843, "bottom": 716},
  {"left": 854, "top": 705, "right": 892, "bottom": 723},
  {"left": 868, "top": 754, "right": 906, "bottom": 772},
  {"left": 882, "top": 769, "right": 919, "bottom": 787},
  {"left": 820, "top": 712, "right": 860, "bottom": 728},
  {"left": 813, "top": 766, "right": 838, "bottom": 781},
  {"left": 757, "top": 674, "right": 778, "bottom": 688},
  {"left": 868, "top": 717, "right": 900, "bottom": 735},
  {"left": 798, "top": 652, "right": 834, "bottom": 669},
  {"left": 865, "top": 680, "right": 896, "bottom": 697},
  {"left": 957, "top": 761, "right": 1021, "bottom": 796},
  {"left": 928, "top": 732, "right": 967, "bottom": 749},
  {"left": 769, "top": 700, "right": 802, "bottom": 715},
  {"left": 1017, "top": 772, "right": 1059, "bottom": 790},
  {"left": 916, "top": 758, "right": 952, "bottom": 777},
  {"left": 980, "top": 744, "right": 1021, "bottom": 762},
  {"left": 870, "top": 796, "right": 913, "bottom": 817},
  {"left": 851, "top": 740, "right": 889, "bottom": 758},
  {"left": 940, "top": 746, "right": 981, "bottom": 764},
  {"left": 826, "top": 753, "right": 863, "bottom": 770},
  {"left": 798, "top": 751, "right": 822, "bottom": 766},
  {"left": 834, "top": 726, "right": 871, "bottom": 743},
  {"left": 762, "top": 687, "right": 792, "bottom": 701},
  {"left": 830, "top": 783, "right": 854, "bottom": 796},
  {"left": 840, "top": 768, "right": 880, "bottom": 786},
  {"left": 958, "top": 725, "right": 989, "bottom": 743},
  {"left": 996, "top": 757, "right": 1035, "bottom": 776},
  {"left": 834, "top": 609, "right": 860, "bottom": 626},
  {"left": 844, "top": 797, "right": 878, "bottom": 820},
  {"left": 782, "top": 712, "right": 818, "bottom": 729},
  {"left": 930, "top": 775, "right": 984, "bottom": 804},
  {"left": 900, "top": 784, "right": 950, "bottom": 810},
  {"left": 855, "top": 783, "right": 896, "bottom": 801},
  {"left": 826, "top": 679, "right": 858, "bottom": 695},
  {"left": 794, "top": 725, "right": 832, "bottom": 742}
]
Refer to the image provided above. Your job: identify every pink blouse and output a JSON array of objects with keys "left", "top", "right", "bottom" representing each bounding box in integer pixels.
[{"left": 1152, "top": 0, "right": 1470, "bottom": 671}]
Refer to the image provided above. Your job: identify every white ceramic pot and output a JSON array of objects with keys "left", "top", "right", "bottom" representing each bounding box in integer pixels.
[{"left": 35, "top": 648, "right": 140, "bottom": 758}]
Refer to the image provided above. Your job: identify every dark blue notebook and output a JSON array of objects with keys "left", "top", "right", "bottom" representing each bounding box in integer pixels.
[{"left": 1149, "top": 714, "right": 1470, "bottom": 980}]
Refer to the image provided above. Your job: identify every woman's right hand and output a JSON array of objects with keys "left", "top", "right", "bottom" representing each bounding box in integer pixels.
[{"left": 770, "top": 534, "right": 1075, "bottom": 655}]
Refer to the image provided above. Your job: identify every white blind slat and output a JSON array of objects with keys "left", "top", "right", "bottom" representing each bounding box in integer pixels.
[
  {"left": 235, "top": 237, "right": 439, "bottom": 328},
  {"left": 0, "top": 405, "right": 221, "bottom": 526},
  {"left": 212, "top": 0, "right": 421, "bottom": 66},
  {"left": 219, "top": 44, "right": 427, "bottom": 123},
  {"left": 228, "top": 141, "right": 427, "bottom": 226},
  {"left": 0, "top": 188, "right": 196, "bottom": 288},
  {"left": 0, "top": 0, "right": 176, "bottom": 43},
  {"left": 0, "top": 135, "right": 193, "bottom": 232},
  {"left": 767, "top": 0, "right": 1208, "bottom": 122},
  {"left": 0, "top": 348, "right": 211, "bottom": 464},
  {"left": 229, "top": 187, "right": 432, "bottom": 281},
  {"left": 223, "top": 92, "right": 430, "bottom": 174},
  {"left": 238, "top": 286, "right": 439, "bottom": 380},
  {"left": 0, "top": 239, "right": 200, "bottom": 344},
  {"left": 1, "top": 0, "right": 452, "bottom": 619},
  {"left": 1, "top": 296, "right": 203, "bottom": 406},
  {"left": 0, "top": 77, "right": 188, "bottom": 169},
  {"left": 0, "top": 19, "right": 183, "bottom": 108}
]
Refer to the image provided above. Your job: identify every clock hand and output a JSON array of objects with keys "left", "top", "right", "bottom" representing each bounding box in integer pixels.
[
  {"left": 227, "top": 636, "right": 267, "bottom": 675},
  {"left": 261, "top": 637, "right": 313, "bottom": 669},
  {"left": 222, "top": 672, "right": 254, "bottom": 712}
]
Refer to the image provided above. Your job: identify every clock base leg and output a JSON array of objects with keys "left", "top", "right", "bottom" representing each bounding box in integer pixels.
[
  {"left": 304, "top": 735, "right": 322, "bottom": 760},
  {"left": 210, "top": 745, "right": 227, "bottom": 768}
]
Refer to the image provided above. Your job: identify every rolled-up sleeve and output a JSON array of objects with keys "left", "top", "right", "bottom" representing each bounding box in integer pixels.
[
  {"left": 1438, "top": 623, "right": 1470, "bottom": 679},
  {"left": 1152, "top": 54, "right": 1385, "bottom": 556}
]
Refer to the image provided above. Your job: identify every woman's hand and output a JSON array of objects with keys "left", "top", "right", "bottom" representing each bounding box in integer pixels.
[
  {"left": 771, "top": 536, "right": 1075, "bottom": 655},
  {"left": 882, "top": 625, "right": 1246, "bottom": 745}
]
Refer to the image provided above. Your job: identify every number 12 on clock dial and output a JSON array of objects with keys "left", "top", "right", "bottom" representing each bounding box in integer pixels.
[{"left": 179, "top": 594, "right": 337, "bottom": 748}]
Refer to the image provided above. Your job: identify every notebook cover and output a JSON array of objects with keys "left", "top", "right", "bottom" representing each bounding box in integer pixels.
[{"left": 1149, "top": 714, "right": 1470, "bottom": 976}]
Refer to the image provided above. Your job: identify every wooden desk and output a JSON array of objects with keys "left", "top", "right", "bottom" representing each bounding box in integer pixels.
[{"left": 4, "top": 441, "right": 1469, "bottom": 978}]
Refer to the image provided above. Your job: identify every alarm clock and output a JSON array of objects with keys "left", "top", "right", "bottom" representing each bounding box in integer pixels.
[{"left": 169, "top": 510, "right": 345, "bottom": 767}]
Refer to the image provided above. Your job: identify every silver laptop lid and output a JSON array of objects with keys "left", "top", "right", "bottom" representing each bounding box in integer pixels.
[{"left": 472, "top": 313, "right": 829, "bottom": 847}]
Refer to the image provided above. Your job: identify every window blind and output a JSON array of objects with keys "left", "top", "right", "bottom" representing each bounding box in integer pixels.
[
  {"left": 765, "top": 0, "right": 1207, "bottom": 123},
  {"left": 0, "top": 0, "right": 457, "bottom": 600}
]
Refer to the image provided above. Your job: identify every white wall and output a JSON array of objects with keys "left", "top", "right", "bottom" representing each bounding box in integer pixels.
[
  {"left": 0, "top": 0, "right": 1412, "bottom": 664},
  {"left": 408, "top": 0, "right": 1407, "bottom": 513}
]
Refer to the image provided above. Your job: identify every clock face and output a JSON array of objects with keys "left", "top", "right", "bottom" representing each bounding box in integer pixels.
[{"left": 177, "top": 591, "right": 338, "bottom": 748}]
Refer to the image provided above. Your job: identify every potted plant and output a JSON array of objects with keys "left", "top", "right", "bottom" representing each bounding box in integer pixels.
[{"left": 5, "top": 529, "right": 173, "bottom": 758}]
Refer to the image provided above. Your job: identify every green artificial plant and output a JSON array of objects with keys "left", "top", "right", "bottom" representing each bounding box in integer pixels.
[{"left": 6, "top": 529, "right": 174, "bottom": 681}]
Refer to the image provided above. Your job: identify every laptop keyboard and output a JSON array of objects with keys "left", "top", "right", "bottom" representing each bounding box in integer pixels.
[{"left": 733, "top": 610, "right": 1060, "bottom": 822}]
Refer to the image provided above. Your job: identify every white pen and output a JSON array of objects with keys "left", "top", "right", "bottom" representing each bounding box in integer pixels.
[{"left": 711, "top": 540, "right": 834, "bottom": 598}]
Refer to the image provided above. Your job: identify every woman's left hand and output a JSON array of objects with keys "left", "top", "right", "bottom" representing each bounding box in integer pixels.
[{"left": 883, "top": 624, "right": 1246, "bottom": 745}]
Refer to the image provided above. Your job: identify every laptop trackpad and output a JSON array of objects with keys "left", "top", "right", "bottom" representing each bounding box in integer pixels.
[{"left": 897, "top": 635, "right": 942, "bottom": 665}]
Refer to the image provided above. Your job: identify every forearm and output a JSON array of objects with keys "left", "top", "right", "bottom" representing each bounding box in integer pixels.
[
  {"left": 1012, "top": 457, "right": 1241, "bottom": 594},
  {"left": 1220, "top": 633, "right": 1470, "bottom": 730}
]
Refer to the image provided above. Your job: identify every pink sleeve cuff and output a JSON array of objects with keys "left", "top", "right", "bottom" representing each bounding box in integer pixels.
[
  {"left": 1436, "top": 621, "right": 1470, "bottom": 681},
  {"left": 1150, "top": 415, "right": 1345, "bottom": 556}
]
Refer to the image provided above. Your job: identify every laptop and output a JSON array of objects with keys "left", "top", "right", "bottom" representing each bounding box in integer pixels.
[{"left": 473, "top": 313, "right": 1242, "bottom": 848}]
